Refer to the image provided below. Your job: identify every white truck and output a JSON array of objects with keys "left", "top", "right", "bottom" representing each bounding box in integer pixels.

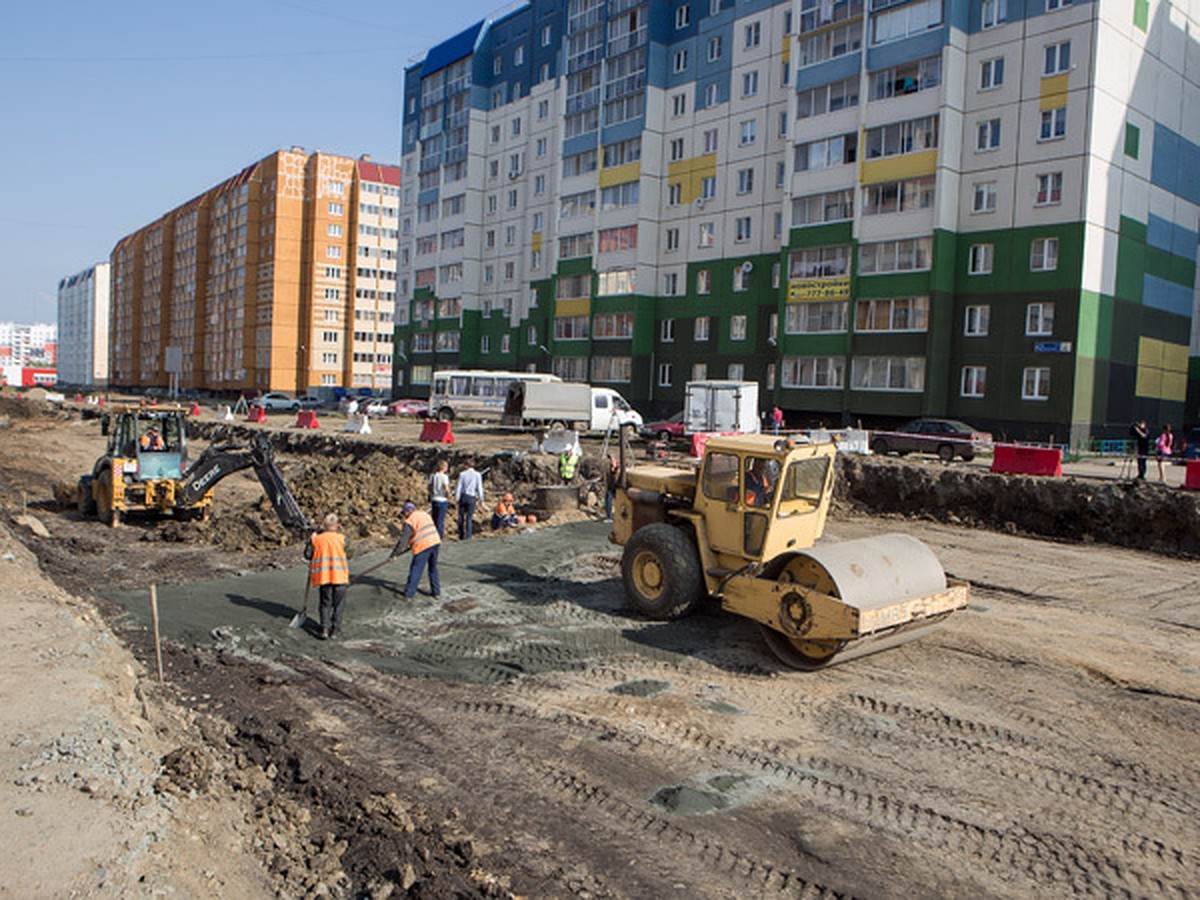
[
  {"left": 683, "top": 380, "right": 761, "bottom": 434},
  {"left": 503, "top": 381, "right": 643, "bottom": 432}
]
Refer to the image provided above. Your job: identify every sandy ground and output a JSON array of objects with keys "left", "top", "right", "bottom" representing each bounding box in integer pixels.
[{"left": 1, "top": 400, "right": 1198, "bottom": 897}]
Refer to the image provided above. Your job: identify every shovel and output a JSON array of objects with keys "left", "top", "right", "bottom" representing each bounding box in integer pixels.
[
  {"left": 289, "top": 575, "right": 311, "bottom": 629},
  {"left": 350, "top": 554, "right": 396, "bottom": 584}
]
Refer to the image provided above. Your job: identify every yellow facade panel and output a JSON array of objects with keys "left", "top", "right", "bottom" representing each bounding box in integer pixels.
[
  {"left": 1135, "top": 366, "right": 1162, "bottom": 398},
  {"left": 1137, "top": 336, "right": 1164, "bottom": 368},
  {"left": 556, "top": 298, "right": 591, "bottom": 317},
  {"left": 598, "top": 161, "right": 640, "bottom": 188},
  {"left": 1162, "top": 371, "right": 1188, "bottom": 401},
  {"left": 859, "top": 149, "right": 938, "bottom": 185},
  {"left": 531, "top": 232, "right": 543, "bottom": 252},
  {"left": 1161, "top": 340, "right": 1189, "bottom": 372},
  {"left": 1039, "top": 74, "right": 1069, "bottom": 111}
]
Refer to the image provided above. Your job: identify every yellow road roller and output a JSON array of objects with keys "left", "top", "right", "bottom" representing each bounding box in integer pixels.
[{"left": 609, "top": 433, "right": 968, "bottom": 669}]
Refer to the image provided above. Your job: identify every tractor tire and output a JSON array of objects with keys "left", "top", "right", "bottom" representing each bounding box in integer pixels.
[
  {"left": 937, "top": 443, "right": 955, "bottom": 462},
  {"left": 621, "top": 523, "right": 705, "bottom": 620},
  {"left": 77, "top": 476, "right": 97, "bottom": 518},
  {"left": 871, "top": 437, "right": 890, "bottom": 455},
  {"left": 961, "top": 450, "right": 976, "bottom": 463},
  {"left": 95, "top": 470, "right": 120, "bottom": 527}
]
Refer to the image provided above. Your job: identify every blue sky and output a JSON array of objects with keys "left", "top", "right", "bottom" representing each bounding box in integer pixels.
[{"left": 0, "top": 0, "right": 502, "bottom": 323}]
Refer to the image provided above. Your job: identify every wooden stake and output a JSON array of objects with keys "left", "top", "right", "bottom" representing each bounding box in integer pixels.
[{"left": 149, "top": 584, "right": 164, "bottom": 684}]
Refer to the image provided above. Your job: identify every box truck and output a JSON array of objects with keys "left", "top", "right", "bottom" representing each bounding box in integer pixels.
[
  {"left": 503, "top": 381, "right": 643, "bottom": 432},
  {"left": 683, "top": 380, "right": 760, "bottom": 434}
]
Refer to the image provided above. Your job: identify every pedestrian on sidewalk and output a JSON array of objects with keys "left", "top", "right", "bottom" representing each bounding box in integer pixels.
[
  {"left": 770, "top": 405, "right": 784, "bottom": 435},
  {"left": 392, "top": 501, "right": 441, "bottom": 598},
  {"left": 1130, "top": 420, "right": 1150, "bottom": 480},
  {"left": 454, "top": 461, "right": 484, "bottom": 540},
  {"left": 304, "top": 513, "right": 350, "bottom": 639},
  {"left": 429, "top": 458, "right": 450, "bottom": 537},
  {"left": 1155, "top": 423, "right": 1174, "bottom": 481}
]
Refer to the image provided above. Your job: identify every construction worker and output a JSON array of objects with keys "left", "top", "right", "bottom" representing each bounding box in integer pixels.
[
  {"left": 304, "top": 513, "right": 350, "bottom": 640},
  {"left": 139, "top": 426, "right": 165, "bottom": 451},
  {"left": 744, "top": 458, "right": 776, "bottom": 508},
  {"left": 492, "top": 493, "right": 520, "bottom": 530},
  {"left": 392, "top": 501, "right": 441, "bottom": 598},
  {"left": 559, "top": 446, "right": 580, "bottom": 482}
]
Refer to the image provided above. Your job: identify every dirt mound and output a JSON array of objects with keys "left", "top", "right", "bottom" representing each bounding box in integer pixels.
[
  {"left": 836, "top": 454, "right": 1200, "bottom": 557},
  {"left": 0, "top": 395, "right": 49, "bottom": 420}
]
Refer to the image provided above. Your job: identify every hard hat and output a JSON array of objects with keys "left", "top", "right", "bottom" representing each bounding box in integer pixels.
[
  {"left": 402, "top": 501, "right": 416, "bottom": 514},
  {"left": 504, "top": 492, "right": 513, "bottom": 501}
]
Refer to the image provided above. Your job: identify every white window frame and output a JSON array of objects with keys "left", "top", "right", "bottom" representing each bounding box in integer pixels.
[
  {"left": 1036, "top": 172, "right": 1063, "bottom": 206},
  {"left": 676, "top": 4, "right": 691, "bottom": 28},
  {"left": 1030, "top": 238, "right": 1059, "bottom": 272},
  {"left": 1039, "top": 107, "right": 1067, "bottom": 141},
  {"left": 977, "top": 118, "right": 1001, "bottom": 151},
  {"left": 1044, "top": 41, "right": 1070, "bottom": 76},
  {"left": 1026, "top": 301, "right": 1055, "bottom": 335},
  {"left": 969, "top": 243, "right": 994, "bottom": 275},
  {"left": 1022, "top": 366, "right": 1051, "bottom": 400},
  {"left": 964, "top": 304, "right": 990, "bottom": 336},
  {"left": 972, "top": 181, "right": 997, "bottom": 214},
  {"left": 961, "top": 366, "right": 986, "bottom": 398},
  {"left": 980, "top": 57, "right": 1004, "bottom": 90}
]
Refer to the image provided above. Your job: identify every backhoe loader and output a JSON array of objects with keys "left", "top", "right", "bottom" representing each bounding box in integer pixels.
[{"left": 610, "top": 433, "right": 968, "bottom": 669}]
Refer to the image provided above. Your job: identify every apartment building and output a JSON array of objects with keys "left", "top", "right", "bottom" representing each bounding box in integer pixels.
[
  {"left": 396, "top": 0, "right": 1199, "bottom": 443},
  {"left": 110, "top": 149, "right": 399, "bottom": 396},
  {"left": 56, "top": 263, "right": 111, "bottom": 388}
]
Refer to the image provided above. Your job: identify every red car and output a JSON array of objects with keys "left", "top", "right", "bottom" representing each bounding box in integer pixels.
[
  {"left": 388, "top": 398, "right": 429, "bottom": 417},
  {"left": 640, "top": 411, "right": 685, "bottom": 442}
]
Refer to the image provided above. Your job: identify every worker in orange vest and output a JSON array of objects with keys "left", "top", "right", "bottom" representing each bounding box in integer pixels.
[
  {"left": 304, "top": 513, "right": 350, "bottom": 639},
  {"left": 391, "top": 501, "right": 441, "bottom": 599},
  {"left": 492, "top": 492, "right": 520, "bottom": 530}
]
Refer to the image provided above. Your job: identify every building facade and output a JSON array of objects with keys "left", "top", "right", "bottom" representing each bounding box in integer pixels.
[
  {"left": 110, "top": 150, "right": 399, "bottom": 396},
  {"left": 395, "top": 0, "right": 1200, "bottom": 444},
  {"left": 56, "top": 263, "right": 111, "bottom": 388},
  {"left": 0, "top": 322, "right": 57, "bottom": 368}
]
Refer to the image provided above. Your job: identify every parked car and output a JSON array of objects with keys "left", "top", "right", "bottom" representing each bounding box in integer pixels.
[
  {"left": 296, "top": 394, "right": 324, "bottom": 410},
  {"left": 363, "top": 399, "right": 390, "bottom": 416},
  {"left": 389, "top": 398, "right": 429, "bottom": 417},
  {"left": 870, "top": 418, "right": 993, "bottom": 462},
  {"left": 640, "top": 411, "right": 685, "bottom": 442},
  {"left": 251, "top": 392, "right": 299, "bottom": 412}
]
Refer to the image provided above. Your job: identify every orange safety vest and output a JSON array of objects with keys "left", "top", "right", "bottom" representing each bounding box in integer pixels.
[
  {"left": 405, "top": 508, "right": 441, "bottom": 555},
  {"left": 495, "top": 500, "right": 515, "bottom": 517},
  {"left": 309, "top": 531, "right": 349, "bottom": 586}
]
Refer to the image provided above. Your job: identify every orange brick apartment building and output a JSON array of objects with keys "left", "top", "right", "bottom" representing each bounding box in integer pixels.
[{"left": 109, "top": 149, "right": 399, "bottom": 395}]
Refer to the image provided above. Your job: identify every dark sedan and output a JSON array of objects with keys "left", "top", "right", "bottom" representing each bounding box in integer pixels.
[{"left": 870, "top": 418, "right": 993, "bottom": 462}]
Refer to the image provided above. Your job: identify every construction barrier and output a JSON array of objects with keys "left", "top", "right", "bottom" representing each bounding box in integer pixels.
[
  {"left": 990, "top": 443, "right": 1062, "bottom": 477},
  {"left": 419, "top": 419, "right": 454, "bottom": 443},
  {"left": 343, "top": 413, "right": 371, "bottom": 434},
  {"left": 217, "top": 405, "right": 234, "bottom": 421},
  {"left": 1184, "top": 460, "right": 1200, "bottom": 491},
  {"left": 245, "top": 406, "right": 267, "bottom": 424},
  {"left": 295, "top": 410, "right": 320, "bottom": 429},
  {"left": 189, "top": 402, "right": 201, "bottom": 416}
]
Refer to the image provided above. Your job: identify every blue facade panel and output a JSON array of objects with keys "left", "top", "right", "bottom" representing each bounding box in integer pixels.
[
  {"left": 562, "top": 133, "right": 600, "bottom": 158},
  {"left": 602, "top": 119, "right": 647, "bottom": 146},
  {"left": 422, "top": 21, "right": 484, "bottom": 78},
  {"left": 1143, "top": 274, "right": 1193, "bottom": 317},
  {"left": 1144, "top": 213, "right": 1198, "bottom": 257},
  {"left": 866, "top": 27, "right": 947, "bottom": 70},
  {"left": 696, "top": 71, "right": 731, "bottom": 109},
  {"left": 961, "top": 0, "right": 1094, "bottom": 35},
  {"left": 794, "top": 54, "right": 861, "bottom": 91},
  {"left": 1151, "top": 123, "right": 1200, "bottom": 207}
]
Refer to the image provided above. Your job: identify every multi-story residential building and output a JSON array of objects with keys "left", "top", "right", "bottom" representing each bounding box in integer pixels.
[
  {"left": 57, "top": 263, "right": 111, "bottom": 388},
  {"left": 109, "top": 149, "right": 399, "bottom": 396},
  {"left": 396, "top": 0, "right": 1200, "bottom": 444}
]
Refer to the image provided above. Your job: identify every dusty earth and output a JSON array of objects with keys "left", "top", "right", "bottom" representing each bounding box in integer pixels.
[{"left": 1, "top": 395, "right": 1198, "bottom": 898}]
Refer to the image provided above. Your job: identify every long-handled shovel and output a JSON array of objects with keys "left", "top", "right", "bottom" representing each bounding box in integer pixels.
[
  {"left": 289, "top": 575, "right": 311, "bottom": 629},
  {"left": 350, "top": 554, "right": 396, "bottom": 584}
]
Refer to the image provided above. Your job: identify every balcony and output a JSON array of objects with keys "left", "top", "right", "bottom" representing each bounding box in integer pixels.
[
  {"left": 607, "top": 26, "right": 646, "bottom": 56},
  {"left": 566, "top": 87, "right": 601, "bottom": 115}
]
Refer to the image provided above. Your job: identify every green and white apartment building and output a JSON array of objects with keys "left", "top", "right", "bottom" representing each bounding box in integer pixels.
[{"left": 395, "top": 0, "right": 1200, "bottom": 444}]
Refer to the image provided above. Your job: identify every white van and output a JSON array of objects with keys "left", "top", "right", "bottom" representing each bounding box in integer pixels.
[{"left": 504, "top": 381, "right": 643, "bottom": 432}]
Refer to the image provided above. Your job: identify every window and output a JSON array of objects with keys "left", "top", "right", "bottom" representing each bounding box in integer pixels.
[
  {"left": 1023, "top": 367, "right": 1050, "bottom": 400},
  {"left": 854, "top": 296, "right": 929, "bottom": 332},
  {"left": 864, "top": 115, "right": 938, "bottom": 159},
  {"left": 1125, "top": 123, "right": 1141, "bottom": 159},
  {"left": 733, "top": 265, "right": 751, "bottom": 291},
  {"left": 745, "top": 21, "right": 761, "bottom": 48},
  {"left": 592, "top": 356, "right": 633, "bottom": 383},
  {"left": 797, "top": 76, "right": 859, "bottom": 118},
  {"left": 593, "top": 313, "right": 634, "bottom": 339},
  {"left": 961, "top": 366, "right": 986, "bottom": 398},
  {"left": 782, "top": 356, "right": 844, "bottom": 388},
  {"left": 1039, "top": 107, "right": 1067, "bottom": 141},
  {"left": 740, "top": 119, "right": 757, "bottom": 145},
  {"left": 731, "top": 315, "right": 747, "bottom": 340},
  {"left": 851, "top": 356, "right": 925, "bottom": 391},
  {"left": 327, "top": 223, "right": 342, "bottom": 237},
  {"left": 670, "top": 138, "right": 685, "bottom": 161},
  {"left": 972, "top": 181, "right": 997, "bottom": 213},
  {"left": 676, "top": 3, "right": 691, "bottom": 27},
  {"left": 603, "top": 137, "right": 642, "bottom": 168},
  {"left": 699, "top": 176, "right": 716, "bottom": 199},
  {"left": 658, "top": 363, "right": 673, "bottom": 387},
  {"left": 559, "top": 190, "right": 595, "bottom": 218},
  {"left": 668, "top": 183, "right": 683, "bottom": 206},
  {"left": 698, "top": 222, "right": 715, "bottom": 247},
  {"left": 981, "top": 0, "right": 1006, "bottom": 28},
  {"left": 786, "top": 301, "right": 848, "bottom": 333},
  {"left": 858, "top": 237, "right": 932, "bottom": 274},
  {"left": 871, "top": 0, "right": 942, "bottom": 45},
  {"left": 597, "top": 268, "right": 636, "bottom": 295},
  {"left": 871, "top": 55, "right": 941, "bottom": 100},
  {"left": 980, "top": 57, "right": 1004, "bottom": 90},
  {"left": 737, "top": 168, "right": 755, "bottom": 195},
  {"left": 542, "top": 24, "right": 552, "bottom": 46},
  {"left": 1030, "top": 238, "right": 1059, "bottom": 271},
  {"left": 674, "top": 49, "right": 689, "bottom": 72},
  {"left": 600, "top": 180, "right": 639, "bottom": 210},
  {"left": 704, "top": 82, "right": 720, "bottom": 106},
  {"left": 735, "top": 216, "right": 753, "bottom": 242},
  {"left": 559, "top": 232, "right": 594, "bottom": 258},
  {"left": 1036, "top": 172, "right": 1063, "bottom": 205},
  {"left": 969, "top": 243, "right": 994, "bottom": 275},
  {"left": 663, "top": 272, "right": 680, "bottom": 294},
  {"left": 1026, "top": 302, "right": 1055, "bottom": 335},
  {"left": 672, "top": 93, "right": 687, "bottom": 116},
  {"left": 798, "top": 22, "right": 862, "bottom": 67},
  {"left": 536, "top": 137, "right": 547, "bottom": 158},
  {"left": 964, "top": 305, "right": 990, "bottom": 335},
  {"left": 691, "top": 363, "right": 708, "bottom": 381},
  {"left": 1044, "top": 41, "right": 1071, "bottom": 75},
  {"left": 861, "top": 177, "right": 936, "bottom": 215},
  {"left": 742, "top": 70, "right": 759, "bottom": 97},
  {"left": 534, "top": 174, "right": 546, "bottom": 195},
  {"left": 703, "top": 129, "right": 719, "bottom": 153},
  {"left": 665, "top": 228, "right": 679, "bottom": 251},
  {"left": 554, "top": 315, "right": 590, "bottom": 340},
  {"left": 977, "top": 118, "right": 1002, "bottom": 151},
  {"left": 538, "top": 99, "right": 550, "bottom": 119},
  {"left": 795, "top": 133, "right": 857, "bottom": 170},
  {"left": 326, "top": 245, "right": 342, "bottom": 259},
  {"left": 598, "top": 224, "right": 638, "bottom": 252},
  {"left": 707, "top": 36, "right": 722, "bottom": 61},
  {"left": 661, "top": 318, "right": 676, "bottom": 342},
  {"left": 697, "top": 269, "right": 711, "bottom": 293},
  {"left": 491, "top": 124, "right": 501, "bottom": 143},
  {"left": 695, "top": 316, "right": 710, "bottom": 341},
  {"left": 789, "top": 244, "right": 851, "bottom": 278},
  {"left": 329, "top": 202, "right": 344, "bottom": 216}
]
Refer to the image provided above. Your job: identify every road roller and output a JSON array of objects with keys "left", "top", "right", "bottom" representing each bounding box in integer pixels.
[{"left": 609, "top": 433, "right": 968, "bottom": 669}]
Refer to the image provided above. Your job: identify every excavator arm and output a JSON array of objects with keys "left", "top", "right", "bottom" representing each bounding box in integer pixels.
[{"left": 178, "top": 433, "right": 313, "bottom": 538}]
